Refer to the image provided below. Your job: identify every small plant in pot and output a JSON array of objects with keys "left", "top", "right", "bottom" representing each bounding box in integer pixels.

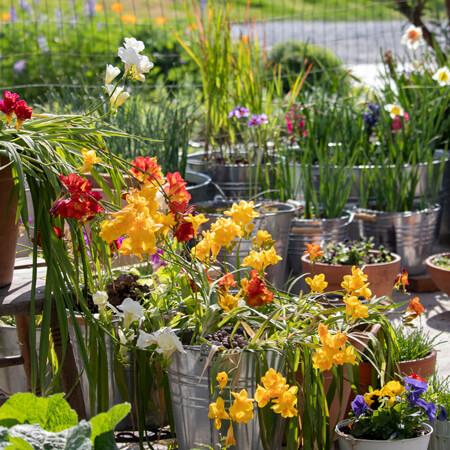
[
  {"left": 425, "top": 253, "right": 450, "bottom": 296},
  {"left": 336, "top": 375, "right": 436, "bottom": 448},
  {"left": 427, "top": 375, "right": 450, "bottom": 449},
  {"left": 301, "top": 239, "right": 401, "bottom": 298}
]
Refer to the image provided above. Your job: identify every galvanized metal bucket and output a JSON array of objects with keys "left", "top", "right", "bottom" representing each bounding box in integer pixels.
[
  {"left": 197, "top": 201, "right": 296, "bottom": 288},
  {"left": 167, "top": 345, "right": 284, "bottom": 450},
  {"left": 185, "top": 169, "right": 212, "bottom": 204},
  {"left": 287, "top": 211, "right": 354, "bottom": 277},
  {"left": 356, "top": 204, "right": 442, "bottom": 276},
  {"left": 69, "top": 317, "right": 166, "bottom": 431}
]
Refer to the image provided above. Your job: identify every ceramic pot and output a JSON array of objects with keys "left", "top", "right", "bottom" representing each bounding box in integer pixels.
[
  {"left": 396, "top": 350, "right": 437, "bottom": 380},
  {"left": 425, "top": 253, "right": 450, "bottom": 296},
  {"left": 0, "top": 158, "right": 19, "bottom": 287},
  {"left": 336, "top": 419, "right": 432, "bottom": 449},
  {"left": 301, "top": 251, "right": 401, "bottom": 298}
]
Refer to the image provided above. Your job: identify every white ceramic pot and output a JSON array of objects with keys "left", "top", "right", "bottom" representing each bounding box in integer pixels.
[{"left": 336, "top": 419, "right": 432, "bottom": 450}]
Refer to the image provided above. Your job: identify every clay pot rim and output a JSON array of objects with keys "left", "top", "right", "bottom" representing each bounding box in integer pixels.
[
  {"left": 301, "top": 251, "right": 401, "bottom": 268},
  {"left": 425, "top": 252, "right": 450, "bottom": 271},
  {"left": 398, "top": 349, "right": 437, "bottom": 364}
]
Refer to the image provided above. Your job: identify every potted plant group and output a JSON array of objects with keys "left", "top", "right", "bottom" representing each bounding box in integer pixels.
[
  {"left": 425, "top": 253, "right": 450, "bottom": 296},
  {"left": 336, "top": 376, "right": 435, "bottom": 449},
  {"left": 300, "top": 238, "right": 401, "bottom": 298}
]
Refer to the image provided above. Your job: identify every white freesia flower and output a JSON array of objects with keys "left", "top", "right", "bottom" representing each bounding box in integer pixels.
[
  {"left": 92, "top": 290, "right": 108, "bottom": 312},
  {"left": 401, "top": 25, "right": 425, "bottom": 50},
  {"left": 150, "top": 328, "right": 186, "bottom": 358},
  {"left": 118, "top": 297, "right": 144, "bottom": 328},
  {"left": 384, "top": 103, "right": 404, "bottom": 119},
  {"left": 118, "top": 328, "right": 135, "bottom": 360},
  {"left": 432, "top": 67, "right": 450, "bottom": 87},
  {"left": 105, "top": 84, "right": 130, "bottom": 110},
  {"left": 136, "top": 330, "right": 156, "bottom": 349},
  {"left": 105, "top": 64, "right": 121, "bottom": 85},
  {"left": 123, "top": 37, "right": 145, "bottom": 53},
  {"left": 118, "top": 46, "right": 142, "bottom": 72}
]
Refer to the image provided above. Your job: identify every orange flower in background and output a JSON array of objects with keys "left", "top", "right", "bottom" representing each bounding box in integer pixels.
[
  {"left": 1, "top": 13, "right": 10, "bottom": 21},
  {"left": 111, "top": 2, "right": 123, "bottom": 14},
  {"left": 95, "top": 4, "right": 103, "bottom": 12},
  {"left": 406, "top": 296, "right": 424, "bottom": 316},
  {"left": 188, "top": 23, "right": 198, "bottom": 31},
  {"left": 130, "top": 156, "right": 164, "bottom": 185},
  {"left": 155, "top": 16, "right": 167, "bottom": 25},
  {"left": 395, "top": 268, "right": 409, "bottom": 291},
  {"left": 121, "top": 14, "right": 137, "bottom": 24},
  {"left": 240, "top": 270, "right": 274, "bottom": 307},
  {"left": 241, "top": 35, "right": 249, "bottom": 44},
  {"left": 218, "top": 272, "right": 237, "bottom": 291},
  {"left": 304, "top": 243, "right": 324, "bottom": 261}
]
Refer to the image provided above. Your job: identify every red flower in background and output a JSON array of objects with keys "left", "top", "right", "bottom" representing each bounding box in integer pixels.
[
  {"left": 241, "top": 270, "right": 274, "bottom": 307},
  {"left": 14, "top": 100, "right": 33, "bottom": 128},
  {"left": 0, "top": 91, "right": 20, "bottom": 124},
  {"left": 165, "top": 172, "right": 191, "bottom": 213},
  {"left": 173, "top": 221, "right": 195, "bottom": 242},
  {"left": 130, "top": 156, "right": 164, "bottom": 185}
]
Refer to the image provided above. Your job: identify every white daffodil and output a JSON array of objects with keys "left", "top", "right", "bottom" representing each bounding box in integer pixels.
[
  {"left": 92, "top": 290, "right": 108, "bottom": 312},
  {"left": 384, "top": 103, "right": 404, "bottom": 119},
  {"left": 136, "top": 330, "right": 156, "bottom": 349},
  {"left": 105, "top": 84, "right": 130, "bottom": 111},
  {"left": 118, "top": 297, "right": 144, "bottom": 328},
  {"left": 432, "top": 67, "right": 450, "bottom": 87},
  {"left": 123, "top": 37, "right": 145, "bottom": 53},
  {"left": 105, "top": 64, "right": 121, "bottom": 85},
  {"left": 400, "top": 25, "right": 425, "bottom": 50},
  {"left": 150, "top": 327, "right": 185, "bottom": 358}
]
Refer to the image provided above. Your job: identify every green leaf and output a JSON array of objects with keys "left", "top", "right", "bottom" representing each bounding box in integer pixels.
[
  {"left": 90, "top": 403, "right": 131, "bottom": 444},
  {"left": 0, "top": 393, "right": 78, "bottom": 432}
]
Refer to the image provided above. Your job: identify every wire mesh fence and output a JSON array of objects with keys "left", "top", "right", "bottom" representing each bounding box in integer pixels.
[{"left": 0, "top": 0, "right": 447, "bottom": 99}]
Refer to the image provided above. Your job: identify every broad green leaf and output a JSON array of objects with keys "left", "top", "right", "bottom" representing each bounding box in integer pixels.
[
  {"left": 0, "top": 393, "right": 78, "bottom": 432},
  {"left": 90, "top": 403, "right": 131, "bottom": 444}
]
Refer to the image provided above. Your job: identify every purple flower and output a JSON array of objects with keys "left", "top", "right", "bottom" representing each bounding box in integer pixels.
[
  {"left": 37, "top": 35, "right": 49, "bottom": 53},
  {"left": 152, "top": 249, "right": 167, "bottom": 269},
  {"left": 9, "top": 7, "right": 17, "bottom": 23},
  {"left": 438, "top": 406, "right": 448, "bottom": 421},
  {"left": 415, "top": 398, "right": 437, "bottom": 422},
  {"left": 404, "top": 376, "right": 428, "bottom": 406},
  {"left": 13, "top": 59, "right": 26, "bottom": 75},
  {"left": 363, "top": 103, "right": 380, "bottom": 129},
  {"left": 258, "top": 113, "right": 269, "bottom": 124},
  {"left": 19, "top": 1, "right": 33, "bottom": 14},
  {"left": 228, "top": 106, "right": 250, "bottom": 119},
  {"left": 247, "top": 113, "right": 269, "bottom": 128},
  {"left": 351, "top": 395, "right": 370, "bottom": 418},
  {"left": 83, "top": 0, "right": 96, "bottom": 17}
]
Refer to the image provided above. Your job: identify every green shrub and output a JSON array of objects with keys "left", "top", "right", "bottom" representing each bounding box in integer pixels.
[{"left": 268, "top": 40, "right": 352, "bottom": 94}]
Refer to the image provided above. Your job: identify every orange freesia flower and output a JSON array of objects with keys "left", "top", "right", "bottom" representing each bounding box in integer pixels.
[
  {"left": 217, "top": 372, "right": 228, "bottom": 392},
  {"left": 164, "top": 172, "right": 191, "bottom": 211},
  {"left": 229, "top": 389, "right": 254, "bottom": 423},
  {"left": 304, "top": 243, "right": 324, "bottom": 261},
  {"left": 406, "top": 296, "right": 424, "bottom": 316},
  {"left": 218, "top": 292, "right": 239, "bottom": 312},
  {"left": 208, "top": 397, "right": 230, "bottom": 430},
  {"left": 111, "top": 2, "right": 123, "bottom": 14},
  {"left": 95, "top": 4, "right": 103, "bottom": 12},
  {"left": 240, "top": 270, "right": 274, "bottom": 307},
  {"left": 241, "top": 36, "right": 249, "bottom": 44},
  {"left": 155, "top": 16, "right": 167, "bottom": 25},
  {"left": 1, "top": 13, "right": 10, "bottom": 21},
  {"left": 130, "top": 156, "right": 164, "bottom": 185},
  {"left": 395, "top": 268, "right": 409, "bottom": 291},
  {"left": 410, "top": 372, "right": 427, "bottom": 382},
  {"left": 121, "top": 14, "right": 137, "bottom": 24},
  {"left": 271, "top": 385, "right": 299, "bottom": 418},
  {"left": 224, "top": 422, "right": 236, "bottom": 446},
  {"left": 217, "top": 272, "right": 237, "bottom": 291},
  {"left": 188, "top": 23, "right": 198, "bottom": 31}
]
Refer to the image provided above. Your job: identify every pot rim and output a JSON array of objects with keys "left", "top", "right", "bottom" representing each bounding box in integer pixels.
[
  {"left": 292, "top": 210, "right": 354, "bottom": 225},
  {"left": 425, "top": 253, "right": 450, "bottom": 271},
  {"left": 301, "top": 251, "right": 401, "bottom": 267},
  {"left": 187, "top": 150, "right": 280, "bottom": 168},
  {"left": 355, "top": 204, "right": 441, "bottom": 217},
  {"left": 335, "top": 419, "right": 433, "bottom": 442},
  {"left": 397, "top": 349, "right": 437, "bottom": 364}
]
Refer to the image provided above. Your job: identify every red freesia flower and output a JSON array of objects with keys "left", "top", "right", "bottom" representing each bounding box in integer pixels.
[
  {"left": 165, "top": 172, "right": 191, "bottom": 212},
  {"left": 0, "top": 91, "right": 20, "bottom": 125},
  {"left": 241, "top": 270, "right": 274, "bottom": 307},
  {"left": 406, "top": 296, "right": 424, "bottom": 316},
  {"left": 173, "top": 221, "right": 195, "bottom": 242},
  {"left": 130, "top": 156, "right": 164, "bottom": 185},
  {"left": 14, "top": 100, "right": 32, "bottom": 128},
  {"left": 60, "top": 173, "right": 92, "bottom": 195},
  {"left": 218, "top": 272, "right": 237, "bottom": 291},
  {"left": 32, "top": 226, "right": 64, "bottom": 247}
]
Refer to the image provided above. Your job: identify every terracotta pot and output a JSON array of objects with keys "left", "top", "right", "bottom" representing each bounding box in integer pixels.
[
  {"left": 0, "top": 158, "right": 19, "bottom": 287},
  {"left": 301, "top": 252, "right": 401, "bottom": 298},
  {"left": 425, "top": 253, "right": 450, "bottom": 296},
  {"left": 396, "top": 350, "right": 437, "bottom": 380}
]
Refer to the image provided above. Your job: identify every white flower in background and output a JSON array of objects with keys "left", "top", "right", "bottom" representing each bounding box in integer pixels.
[
  {"left": 148, "top": 328, "right": 185, "bottom": 358},
  {"left": 92, "top": 290, "right": 108, "bottom": 312},
  {"left": 105, "top": 84, "right": 130, "bottom": 111},
  {"left": 136, "top": 330, "right": 156, "bottom": 349},
  {"left": 401, "top": 25, "right": 425, "bottom": 50},
  {"left": 432, "top": 67, "right": 450, "bottom": 87},
  {"left": 118, "top": 37, "right": 153, "bottom": 81},
  {"left": 118, "top": 297, "right": 144, "bottom": 328},
  {"left": 105, "top": 64, "right": 121, "bottom": 85},
  {"left": 384, "top": 103, "right": 404, "bottom": 119}
]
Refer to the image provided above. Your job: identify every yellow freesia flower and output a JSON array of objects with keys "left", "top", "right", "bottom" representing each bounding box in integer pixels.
[
  {"left": 305, "top": 273, "right": 328, "bottom": 293},
  {"left": 256, "top": 230, "right": 272, "bottom": 247},
  {"left": 224, "top": 423, "right": 236, "bottom": 447},
  {"left": 229, "top": 389, "right": 254, "bottom": 423},
  {"left": 218, "top": 292, "right": 239, "bottom": 312},
  {"left": 217, "top": 372, "right": 228, "bottom": 392},
  {"left": 255, "top": 384, "right": 272, "bottom": 408},
  {"left": 271, "top": 385, "right": 298, "bottom": 418},
  {"left": 185, "top": 213, "right": 209, "bottom": 235},
  {"left": 79, "top": 148, "right": 101, "bottom": 173},
  {"left": 208, "top": 397, "right": 230, "bottom": 430},
  {"left": 224, "top": 200, "right": 259, "bottom": 232},
  {"left": 211, "top": 217, "right": 242, "bottom": 247},
  {"left": 344, "top": 295, "right": 369, "bottom": 322},
  {"left": 261, "top": 368, "right": 287, "bottom": 398}
]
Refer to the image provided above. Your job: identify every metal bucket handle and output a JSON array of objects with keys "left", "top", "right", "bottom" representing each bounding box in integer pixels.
[{"left": 291, "top": 210, "right": 354, "bottom": 235}]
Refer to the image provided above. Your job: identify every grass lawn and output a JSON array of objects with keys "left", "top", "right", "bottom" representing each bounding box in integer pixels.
[{"left": 4, "top": 0, "right": 446, "bottom": 24}]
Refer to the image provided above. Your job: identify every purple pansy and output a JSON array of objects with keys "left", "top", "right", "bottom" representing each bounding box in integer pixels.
[
  {"left": 438, "top": 406, "right": 448, "bottom": 421},
  {"left": 351, "top": 395, "right": 370, "bottom": 418},
  {"left": 228, "top": 106, "right": 250, "bottom": 119},
  {"left": 404, "top": 376, "right": 428, "bottom": 406},
  {"left": 415, "top": 398, "right": 437, "bottom": 422}
]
